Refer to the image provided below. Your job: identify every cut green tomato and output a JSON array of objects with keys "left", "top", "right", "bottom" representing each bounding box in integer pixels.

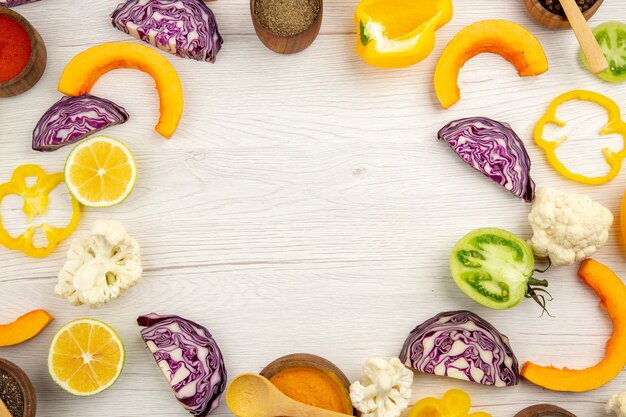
[
  {"left": 450, "top": 228, "right": 535, "bottom": 310},
  {"left": 581, "top": 21, "right": 626, "bottom": 83}
]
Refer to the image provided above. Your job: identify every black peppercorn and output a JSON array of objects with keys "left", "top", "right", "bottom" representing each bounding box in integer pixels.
[{"left": 539, "top": 0, "right": 597, "bottom": 16}]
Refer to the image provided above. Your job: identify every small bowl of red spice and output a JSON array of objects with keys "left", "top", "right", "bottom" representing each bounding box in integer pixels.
[
  {"left": 0, "top": 8, "right": 46, "bottom": 98},
  {"left": 0, "top": 358, "right": 36, "bottom": 417}
]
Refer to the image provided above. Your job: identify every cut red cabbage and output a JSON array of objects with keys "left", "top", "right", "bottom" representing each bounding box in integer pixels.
[
  {"left": 399, "top": 310, "right": 519, "bottom": 387},
  {"left": 32, "top": 94, "right": 129, "bottom": 152},
  {"left": 111, "top": 0, "right": 223, "bottom": 62},
  {"left": 0, "top": 0, "right": 40, "bottom": 7},
  {"left": 438, "top": 117, "right": 535, "bottom": 202},
  {"left": 138, "top": 313, "right": 227, "bottom": 416}
]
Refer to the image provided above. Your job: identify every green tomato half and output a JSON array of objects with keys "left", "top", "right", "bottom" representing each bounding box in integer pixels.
[
  {"left": 581, "top": 21, "right": 626, "bottom": 83},
  {"left": 450, "top": 228, "right": 535, "bottom": 310}
]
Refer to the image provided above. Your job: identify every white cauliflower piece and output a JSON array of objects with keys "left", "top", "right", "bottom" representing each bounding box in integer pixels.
[
  {"left": 528, "top": 187, "right": 613, "bottom": 266},
  {"left": 55, "top": 220, "right": 142, "bottom": 307},
  {"left": 607, "top": 392, "right": 626, "bottom": 417},
  {"left": 349, "top": 358, "right": 413, "bottom": 417}
]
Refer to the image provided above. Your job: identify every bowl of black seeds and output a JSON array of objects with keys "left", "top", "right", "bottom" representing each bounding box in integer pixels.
[
  {"left": 0, "top": 358, "right": 36, "bottom": 417},
  {"left": 524, "top": 0, "right": 603, "bottom": 29},
  {"left": 251, "top": 0, "right": 323, "bottom": 54}
]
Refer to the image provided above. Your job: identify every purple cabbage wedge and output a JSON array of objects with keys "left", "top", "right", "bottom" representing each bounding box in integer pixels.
[
  {"left": 0, "top": 0, "right": 40, "bottom": 7},
  {"left": 138, "top": 313, "right": 227, "bottom": 416},
  {"left": 111, "top": 0, "right": 223, "bottom": 62},
  {"left": 438, "top": 117, "right": 536, "bottom": 202},
  {"left": 32, "top": 95, "right": 129, "bottom": 152},
  {"left": 399, "top": 310, "right": 519, "bottom": 387}
]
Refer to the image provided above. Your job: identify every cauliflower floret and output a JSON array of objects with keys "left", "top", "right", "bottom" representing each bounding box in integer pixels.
[
  {"left": 528, "top": 187, "right": 613, "bottom": 266},
  {"left": 55, "top": 220, "right": 142, "bottom": 307},
  {"left": 607, "top": 392, "right": 626, "bottom": 417},
  {"left": 349, "top": 358, "right": 413, "bottom": 417}
]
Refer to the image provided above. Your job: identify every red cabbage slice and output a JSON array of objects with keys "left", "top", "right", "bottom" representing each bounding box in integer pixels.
[
  {"left": 32, "top": 95, "right": 129, "bottom": 152},
  {"left": 138, "top": 313, "right": 227, "bottom": 416},
  {"left": 438, "top": 117, "right": 535, "bottom": 202},
  {"left": 111, "top": 0, "right": 223, "bottom": 63},
  {"left": 0, "top": 0, "right": 40, "bottom": 7},
  {"left": 399, "top": 310, "right": 519, "bottom": 387}
]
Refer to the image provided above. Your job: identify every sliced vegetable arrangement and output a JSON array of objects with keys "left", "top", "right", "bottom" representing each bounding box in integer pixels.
[
  {"left": 399, "top": 310, "right": 519, "bottom": 387},
  {"left": 1, "top": 0, "right": 626, "bottom": 416},
  {"left": 111, "top": 0, "right": 223, "bottom": 62},
  {"left": 138, "top": 313, "right": 228, "bottom": 416},
  {"left": 33, "top": 95, "right": 129, "bottom": 151},
  {"left": 438, "top": 117, "right": 535, "bottom": 202}
]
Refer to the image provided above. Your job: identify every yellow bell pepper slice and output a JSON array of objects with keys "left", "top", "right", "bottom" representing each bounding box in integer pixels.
[
  {"left": 408, "top": 389, "right": 491, "bottom": 417},
  {"left": 534, "top": 90, "right": 626, "bottom": 185},
  {"left": 0, "top": 164, "right": 80, "bottom": 258},
  {"left": 355, "top": 0, "right": 452, "bottom": 68}
]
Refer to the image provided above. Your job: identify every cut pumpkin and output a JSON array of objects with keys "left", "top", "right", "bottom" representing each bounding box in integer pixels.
[
  {"left": 58, "top": 42, "right": 183, "bottom": 138},
  {"left": 0, "top": 309, "right": 53, "bottom": 347},
  {"left": 434, "top": 20, "right": 549, "bottom": 109},
  {"left": 521, "top": 259, "right": 626, "bottom": 392}
]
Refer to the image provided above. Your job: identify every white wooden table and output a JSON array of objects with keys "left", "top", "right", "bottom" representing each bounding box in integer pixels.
[{"left": 2, "top": 0, "right": 626, "bottom": 416}]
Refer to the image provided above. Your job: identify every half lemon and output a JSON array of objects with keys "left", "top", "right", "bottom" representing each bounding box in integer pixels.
[
  {"left": 65, "top": 136, "right": 137, "bottom": 208},
  {"left": 48, "top": 318, "right": 125, "bottom": 396}
]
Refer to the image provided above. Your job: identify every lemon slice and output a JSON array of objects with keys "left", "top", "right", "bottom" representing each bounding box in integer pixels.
[
  {"left": 64, "top": 136, "right": 137, "bottom": 208},
  {"left": 48, "top": 319, "right": 125, "bottom": 396}
]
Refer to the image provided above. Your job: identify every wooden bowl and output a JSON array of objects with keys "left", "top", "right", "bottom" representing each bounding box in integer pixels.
[
  {"left": 524, "top": 0, "right": 603, "bottom": 29},
  {"left": 250, "top": 0, "right": 323, "bottom": 54},
  {"left": 0, "top": 358, "right": 36, "bottom": 417},
  {"left": 260, "top": 353, "right": 353, "bottom": 415},
  {"left": 0, "top": 9, "right": 47, "bottom": 98}
]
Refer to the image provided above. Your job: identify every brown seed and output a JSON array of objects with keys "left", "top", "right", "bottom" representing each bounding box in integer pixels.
[{"left": 255, "top": 0, "right": 320, "bottom": 37}]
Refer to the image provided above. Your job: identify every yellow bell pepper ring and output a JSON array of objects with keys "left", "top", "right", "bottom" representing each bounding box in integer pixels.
[
  {"left": 354, "top": 0, "right": 452, "bottom": 68},
  {"left": 0, "top": 164, "right": 80, "bottom": 258},
  {"left": 534, "top": 90, "right": 626, "bottom": 185},
  {"left": 408, "top": 389, "right": 491, "bottom": 417}
]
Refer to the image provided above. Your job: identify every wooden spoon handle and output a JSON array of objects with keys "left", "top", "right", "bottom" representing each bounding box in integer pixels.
[
  {"left": 560, "top": 0, "right": 608, "bottom": 74},
  {"left": 277, "top": 400, "right": 353, "bottom": 417},
  {"left": 0, "top": 397, "right": 13, "bottom": 417}
]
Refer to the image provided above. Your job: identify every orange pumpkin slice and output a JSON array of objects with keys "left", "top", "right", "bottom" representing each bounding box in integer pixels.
[
  {"left": 434, "top": 20, "right": 548, "bottom": 109},
  {"left": 0, "top": 309, "right": 54, "bottom": 347},
  {"left": 58, "top": 42, "right": 183, "bottom": 138},
  {"left": 521, "top": 259, "right": 626, "bottom": 392}
]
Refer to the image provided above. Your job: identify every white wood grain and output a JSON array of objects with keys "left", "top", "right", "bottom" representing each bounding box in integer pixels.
[{"left": 1, "top": 0, "right": 626, "bottom": 416}]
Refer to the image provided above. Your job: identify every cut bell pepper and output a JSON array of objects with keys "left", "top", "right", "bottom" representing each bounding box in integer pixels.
[
  {"left": 408, "top": 389, "right": 491, "bottom": 417},
  {"left": 534, "top": 90, "right": 626, "bottom": 185},
  {"left": 0, "top": 164, "right": 80, "bottom": 257},
  {"left": 354, "top": 0, "right": 452, "bottom": 68}
]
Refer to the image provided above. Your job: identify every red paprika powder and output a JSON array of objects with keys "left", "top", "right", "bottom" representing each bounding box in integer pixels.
[{"left": 0, "top": 15, "right": 32, "bottom": 83}]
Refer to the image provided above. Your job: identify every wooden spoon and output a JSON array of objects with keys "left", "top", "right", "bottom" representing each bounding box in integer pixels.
[
  {"left": 559, "top": 0, "right": 608, "bottom": 73},
  {"left": 0, "top": 397, "right": 13, "bottom": 417},
  {"left": 226, "top": 373, "right": 353, "bottom": 417}
]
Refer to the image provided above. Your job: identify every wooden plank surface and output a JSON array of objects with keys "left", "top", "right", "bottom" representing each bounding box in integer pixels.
[{"left": 1, "top": 0, "right": 626, "bottom": 416}]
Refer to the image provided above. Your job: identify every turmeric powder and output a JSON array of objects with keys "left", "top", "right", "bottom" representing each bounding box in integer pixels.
[{"left": 270, "top": 366, "right": 353, "bottom": 414}]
